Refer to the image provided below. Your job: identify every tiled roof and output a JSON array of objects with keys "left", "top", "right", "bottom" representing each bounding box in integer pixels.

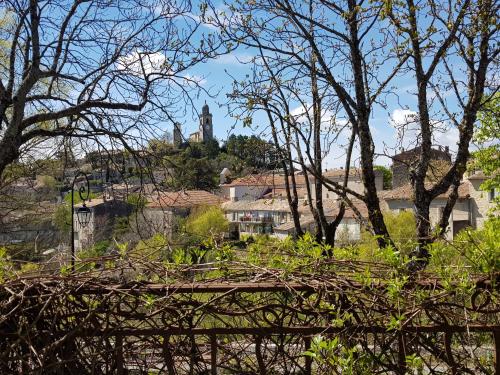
[
  {"left": 222, "top": 198, "right": 296, "bottom": 212},
  {"left": 274, "top": 216, "right": 315, "bottom": 232},
  {"left": 466, "top": 171, "right": 492, "bottom": 180},
  {"left": 222, "top": 197, "right": 369, "bottom": 218},
  {"left": 323, "top": 201, "right": 369, "bottom": 219},
  {"left": 147, "top": 190, "right": 224, "bottom": 209},
  {"left": 75, "top": 198, "right": 109, "bottom": 208},
  {"left": 273, "top": 201, "right": 368, "bottom": 233},
  {"left": 223, "top": 173, "right": 309, "bottom": 187},
  {"left": 393, "top": 146, "right": 451, "bottom": 162},
  {"left": 223, "top": 168, "right": 372, "bottom": 188},
  {"left": 379, "top": 181, "right": 471, "bottom": 200},
  {"left": 262, "top": 187, "right": 308, "bottom": 199},
  {"left": 323, "top": 168, "right": 373, "bottom": 178}
]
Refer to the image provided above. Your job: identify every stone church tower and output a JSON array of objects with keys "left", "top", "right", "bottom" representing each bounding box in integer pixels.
[
  {"left": 173, "top": 122, "right": 182, "bottom": 147},
  {"left": 199, "top": 103, "right": 213, "bottom": 142}
]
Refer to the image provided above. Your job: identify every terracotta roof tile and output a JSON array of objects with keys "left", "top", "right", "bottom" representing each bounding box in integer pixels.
[
  {"left": 379, "top": 181, "right": 471, "bottom": 201},
  {"left": 147, "top": 190, "right": 224, "bottom": 209}
]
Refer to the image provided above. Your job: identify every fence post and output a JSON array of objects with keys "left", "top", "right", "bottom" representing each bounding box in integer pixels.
[
  {"left": 304, "top": 336, "right": 312, "bottom": 375},
  {"left": 255, "top": 335, "right": 266, "bottom": 375},
  {"left": 211, "top": 334, "right": 217, "bottom": 375},
  {"left": 494, "top": 329, "right": 500, "bottom": 375},
  {"left": 444, "top": 331, "right": 457, "bottom": 374},
  {"left": 163, "top": 334, "right": 176, "bottom": 375},
  {"left": 397, "top": 333, "right": 407, "bottom": 375},
  {"left": 115, "top": 334, "right": 124, "bottom": 375}
]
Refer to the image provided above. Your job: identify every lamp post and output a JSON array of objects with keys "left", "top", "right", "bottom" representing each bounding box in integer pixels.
[{"left": 70, "top": 171, "right": 92, "bottom": 270}]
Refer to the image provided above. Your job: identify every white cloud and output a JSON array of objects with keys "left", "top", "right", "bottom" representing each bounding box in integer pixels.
[
  {"left": 390, "top": 108, "right": 419, "bottom": 128},
  {"left": 214, "top": 53, "right": 256, "bottom": 66},
  {"left": 389, "top": 108, "right": 459, "bottom": 152},
  {"left": 433, "top": 126, "right": 459, "bottom": 152},
  {"left": 116, "top": 51, "right": 169, "bottom": 77},
  {"left": 290, "top": 103, "right": 348, "bottom": 134},
  {"left": 182, "top": 74, "right": 207, "bottom": 86}
]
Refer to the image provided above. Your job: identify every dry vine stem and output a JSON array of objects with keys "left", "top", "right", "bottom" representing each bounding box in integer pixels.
[{"left": 0, "top": 256, "right": 499, "bottom": 374}]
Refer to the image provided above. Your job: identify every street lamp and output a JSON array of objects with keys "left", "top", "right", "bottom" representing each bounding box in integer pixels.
[{"left": 71, "top": 171, "right": 91, "bottom": 270}]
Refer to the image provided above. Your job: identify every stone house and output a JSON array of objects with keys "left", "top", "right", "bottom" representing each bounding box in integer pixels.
[
  {"left": 310, "top": 168, "right": 384, "bottom": 200},
  {"left": 391, "top": 146, "right": 452, "bottom": 188},
  {"left": 222, "top": 197, "right": 368, "bottom": 242},
  {"left": 220, "top": 173, "right": 294, "bottom": 201},
  {"left": 220, "top": 168, "right": 382, "bottom": 202},
  {"left": 379, "top": 172, "right": 496, "bottom": 240},
  {"left": 73, "top": 198, "right": 132, "bottom": 251},
  {"left": 143, "top": 190, "right": 224, "bottom": 239}
]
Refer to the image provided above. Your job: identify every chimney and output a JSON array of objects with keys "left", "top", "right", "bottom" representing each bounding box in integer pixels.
[{"left": 444, "top": 146, "right": 449, "bottom": 154}]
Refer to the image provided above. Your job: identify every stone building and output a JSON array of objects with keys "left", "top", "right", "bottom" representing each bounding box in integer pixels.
[
  {"left": 222, "top": 197, "right": 368, "bottom": 242},
  {"left": 379, "top": 171, "right": 497, "bottom": 240},
  {"left": 220, "top": 168, "right": 383, "bottom": 202},
  {"left": 73, "top": 198, "right": 132, "bottom": 251},
  {"left": 391, "top": 146, "right": 451, "bottom": 188},
  {"left": 143, "top": 190, "right": 224, "bottom": 239},
  {"left": 173, "top": 122, "right": 183, "bottom": 147},
  {"left": 189, "top": 103, "right": 214, "bottom": 143}
]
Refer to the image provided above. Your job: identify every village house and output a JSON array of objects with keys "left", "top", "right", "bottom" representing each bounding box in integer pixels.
[
  {"left": 221, "top": 168, "right": 381, "bottom": 202},
  {"left": 310, "top": 168, "right": 384, "bottom": 200},
  {"left": 143, "top": 190, "right": 224, "bottom": 239},
  {"left": 220, "top": 158, "right": 496, "bottom": 243},
  {"left": 73, "top": 198, "right": 131, "bottom": 251},
  {"left": 391, "top": 146, "right": 452, "bottom": 188},
  {"left": 219, "top": 168, "right": 382, "bottom": 242},
  {"left": 222, "top": 195, "right": 368, "bottom": 242},
  {"left": 378, "top": 146, "right": 497, "bottom": 238},
  {"left": 379, "top": 171, "right": 497, "bottom": 239}
]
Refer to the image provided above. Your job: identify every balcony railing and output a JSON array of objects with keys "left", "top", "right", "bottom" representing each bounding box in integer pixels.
[{"left": 239, "top": 216, "right": 274, "bottom": 223}]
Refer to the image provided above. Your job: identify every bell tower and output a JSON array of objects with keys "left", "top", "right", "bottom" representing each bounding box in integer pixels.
[
  {"left": 199, "top": 102, "right": 213, "bottom": 142},
  {"left": 173, "top": 122, "right": 182, "bottom": 148}
]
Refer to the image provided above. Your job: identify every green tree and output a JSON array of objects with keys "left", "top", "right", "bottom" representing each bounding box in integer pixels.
[
  {"left": 472, "top": 93, "right": 499, "bottom": 210},
  {"left": 167, "top": 154, "right": 218, "bottom": 190},
  {"left": 185, "top": 206, "right": 229, "bottom": 245},
  {"left": 53, "top": 204, "right": 71, "bottom": 236},
  {"left": 132, "top": 233, "right": 169, "bottom": 261},
  {"left": 126, "top": 193, "right": 147, "bottom": 211}
]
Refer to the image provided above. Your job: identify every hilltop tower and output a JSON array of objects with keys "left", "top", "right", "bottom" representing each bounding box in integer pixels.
[
  {"left": 199, "top": 103, "right": 213, "bottom": 142},
  {"left": 173, "top": 122, "right": 182, "bottom": 147}
]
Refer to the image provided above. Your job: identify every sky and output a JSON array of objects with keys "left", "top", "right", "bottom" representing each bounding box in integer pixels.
[
  {"left": 171, "top": 58, "right": 462, "bottom": 169},
  {"left": 159, "top": 2, "right": 469, "bottom": 169},
  {"left": 8, "top": 0, "right": 484, "bottom": 169}
]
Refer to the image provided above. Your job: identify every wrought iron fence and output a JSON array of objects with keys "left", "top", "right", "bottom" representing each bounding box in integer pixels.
[{"left": 0, "top": 259, "right": 498, "bottom": 374}]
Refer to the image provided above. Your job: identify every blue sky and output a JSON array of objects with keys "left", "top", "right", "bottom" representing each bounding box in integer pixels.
[
  {"left": 164, "top": 2, "right": 470, "bottom": 169},
  {"left": 24, "top": 0, "right": 479, "bottom": 168},
  {"left": 173, "top": 55, "right": 461, "bottom": 169}
]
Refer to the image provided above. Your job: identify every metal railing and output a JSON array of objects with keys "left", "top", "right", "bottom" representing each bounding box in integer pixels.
[{"left": 1, "top": 274, "right": 499, "bottom": 374}]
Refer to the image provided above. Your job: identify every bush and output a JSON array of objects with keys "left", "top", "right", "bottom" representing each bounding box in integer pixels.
[
  {"left": 185, "top": 206, "right": 229, "bottom": 244},
  {"left": 429, "top": 216, "right": 500, "bottom": 275},
  {"left": 77, "top": 240, "right": 111, "bottom": 259},
  {"left": 355, "top": 210, "right": 417, "bottom": 261},
  {"left": 131, "top": 233, "right": 169, "bottom": 261},
  {"left": 126, "top": 193, "right": 147, "bottom": 211}
]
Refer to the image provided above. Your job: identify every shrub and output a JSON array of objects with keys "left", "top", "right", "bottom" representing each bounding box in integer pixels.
[{"left": 185, "top": 206, "right": 229, "bottom": 244}]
